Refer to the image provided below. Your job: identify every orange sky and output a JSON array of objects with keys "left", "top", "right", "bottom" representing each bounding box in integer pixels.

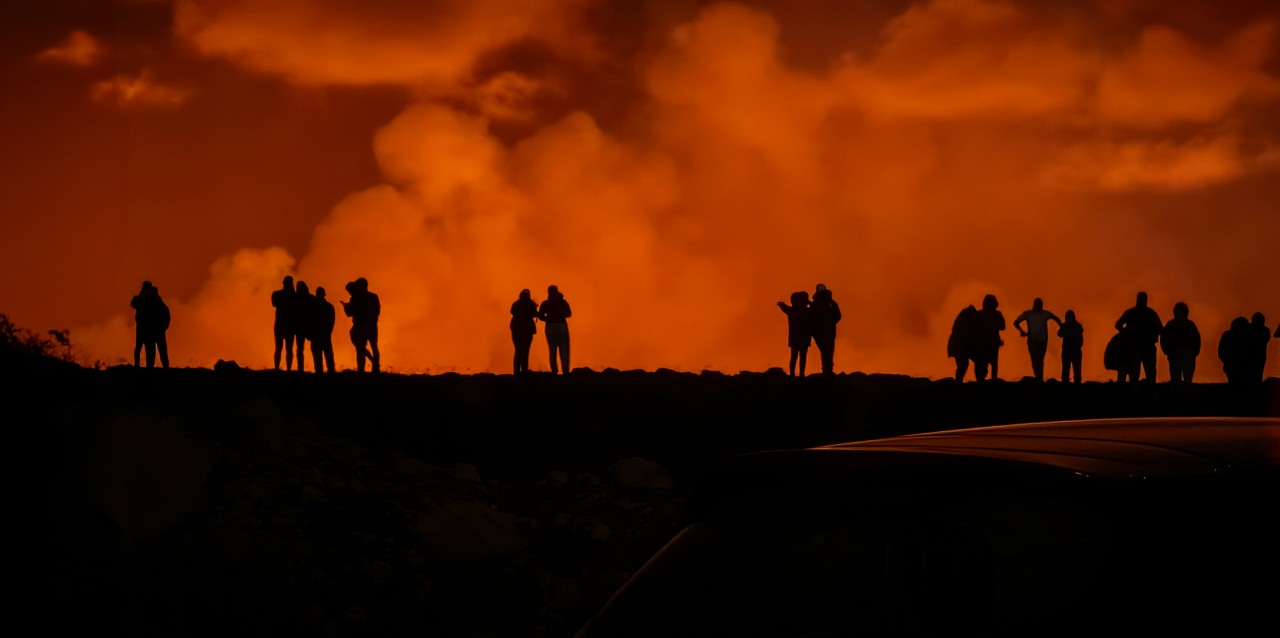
[{"left": 2, "top": 0, "right": 1277, "bottom": 380}]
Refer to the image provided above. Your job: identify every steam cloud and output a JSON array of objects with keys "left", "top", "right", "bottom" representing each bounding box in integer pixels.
[{"left": 75, "top": 0, "right": 1280, "bottom": 380}]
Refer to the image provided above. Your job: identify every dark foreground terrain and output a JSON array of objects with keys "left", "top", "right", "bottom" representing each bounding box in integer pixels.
[{"left": 16, "top": 353, "right": 1278, "bottom": 637}]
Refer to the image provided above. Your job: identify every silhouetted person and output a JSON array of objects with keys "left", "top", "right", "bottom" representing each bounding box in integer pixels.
[
  {"left": 342, "top": 278, "right": 381, "bottom": 372},
  {"left": 777, "top": 290, "right": 812, "bottom": 377},
  {"left": 973, "top": 294, "right": 1006, "bottom": 381},
  {"left": 538, "top": 285, "right": 572, "bottom": 375},
  {"left": 810, "top": 284, "right": 841, "bottom": 374},
  {"left": 308, "top": 286, "right": 336, "bottom": 373},
  {"left": 1115, "top": 291, "right": 1162, "bottom": 382},
  {"left": 1058, "top": 309, "right": 1084, "bottom": 383},
  {"left": 1219, "top": 316, "right": 1253, "bottom": 385},
  {"left": 272, "top": 276, "right": 297, "bottom": 370},
  {"left": 293, "top": 281, "right": 313, "bottom": 372},
  {"left": 948, "top": 304, "right": 979, "bottom": 381},
  {"left": 1247, "top": 313, "right": 1271, "bottom": 383},
  {"left": 510, "top": 289, "right": 539, "bottom": 374},
  {"left": 1013, "top": 298, "right": 1062, "bottom": 381},
  {"left": 130, "top": 281, "right": 170, "bottom": 368},
  {"left": 1160, "top": 302, "right": 1201, "bottom": 383},
  {"left": 1104, "top": 327, "right": 1138, "bottom": 383}
]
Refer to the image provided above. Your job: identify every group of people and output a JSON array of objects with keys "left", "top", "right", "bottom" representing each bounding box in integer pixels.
[
  {"left": 130, "top": 281, "right": 171, "bottom": 368},
  {"left": 270, "top": 275, "right": 378, "bottom": 373},
  {"left": 509, "top": 285, "right": 573, "bottom": 375},
  {"left": 776, "top": 284, "right": 843, "bottom": 377},
  {"left": 129, "top": 278, "right": 1273, "bottom": 383},
  {"left": 947, "top": 291, "right": 1274, "bottom": 385}
]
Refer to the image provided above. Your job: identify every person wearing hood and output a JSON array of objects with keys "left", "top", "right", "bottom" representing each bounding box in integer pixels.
[{"left": 538, "top": 285, "right": 572, "bottom": 375}]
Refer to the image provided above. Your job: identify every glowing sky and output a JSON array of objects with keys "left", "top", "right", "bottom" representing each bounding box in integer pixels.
[{"left": 2, "top": 0, "right": 1277, "bottom": 380}]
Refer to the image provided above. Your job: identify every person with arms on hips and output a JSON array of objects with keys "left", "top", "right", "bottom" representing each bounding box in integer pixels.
[{"left": 1013, "top": 297, "right": 1062, "bottom": 381}]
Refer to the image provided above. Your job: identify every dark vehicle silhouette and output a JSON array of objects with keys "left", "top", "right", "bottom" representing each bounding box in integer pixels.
[{"left": 577, "top": 417, "right": 1280, "bottom": 637}]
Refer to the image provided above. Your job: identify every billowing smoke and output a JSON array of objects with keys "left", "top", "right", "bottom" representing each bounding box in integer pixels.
[{"left": 75, "top": 0, "right": 1280, "bottom": 380}]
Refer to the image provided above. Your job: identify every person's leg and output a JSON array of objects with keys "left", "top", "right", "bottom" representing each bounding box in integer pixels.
[
  {"left": 144, "top": 340, "right": 156, "bottom": 368},
  {"left": 547, "top": 333, "right": 558, "bottom": 374},
  {"left": 296, "top": 336, "right": 306, "bottom": 372},
  {"left": 976, "top": 357, "right": 989, "bottom": 381},
  {"left": 274, "top": 328, "right": 283, "bottom": 370},
  {"left": 788, "top": 348, "right": 798, "bottom": 376},
  {"left": 1030, "top": 341, "right": 1047, "bottom": 380},
  {"left": 324, "top": 343, "right": 335, "bottom": 372},
  {"left": 1142, "top": 346, "right": 1157, "bottom": 381},
  {"left": 284, "top": 334, "right": 295, "bottom": 370},
  {"left": 1185, "top": 358, "right": 1195, "bottom": 383},
  {"left": 991, "top": 351, "right": 1000, "bottom": 380},
  {"left": 560, "top": 331, "right": 570, "bottom": 374},
  {"left": 369, "top": 331, "right": 380, "bottom": 373},
  {"left": 1071, "top": 351, "right": 1082, "bottom": 383},
  {"left": 956, "top": 356, "right": 969, "bottom": 382},
  {"left": 134, "top": 330, "right": 143, "bottom": 367},
  {"left": 798, "top": 347, "right": 807, "bottom": 377},
  {"left": 157, "top": 335, "right": 169, "bottom": 368}
]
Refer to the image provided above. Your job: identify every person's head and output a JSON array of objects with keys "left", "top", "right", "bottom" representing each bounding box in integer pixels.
[
  {"left": 815, "top": 283, "right": 827, "bottom": 294},
  {"left": 982, "top": 294, "right": 998, "bottom": 310},
  {"left": 283, "top": 276, "right": 294, "bottom": 290},
  {"left": 296, "top": 281, "right": 309, "bottom": 295},
  {"left": 355, "top": 277, "right": 368, "bottom": 292},
  {"left": 1232, "top": 316, "right": 1249, "bottom": 331},
  {"left": 1033, "top": 297, "right": 1043, "bottom": 311},
  {"left": 140, "top": 280, "right": 153, "bottom": 293},
  {"left": 1065, "top": 309, "right": 1076, "bottom": 322},
  {"left": 791, "top": 291, "right": 809, "bottom": 306},
  {"left": 316, "top": 286, "right": 326, "bottom": 300},
  {"left": 1136, "top": 291, "right": 1148, "bottom": 307},
  {"left": 519, "top": 288, "right": 531, "bottom": 301},
  {"left": 345, "top": 281, "right": 356, "bottom": 295},
  {"left": 1173, "top": 302, "right": 1189, "bottom": 319},
  {"left": 1252, "top": 312, "right": 1266, "bottom": 326},
  {"left": 548, "top": 285, "right": 560, "bottom": 298}
]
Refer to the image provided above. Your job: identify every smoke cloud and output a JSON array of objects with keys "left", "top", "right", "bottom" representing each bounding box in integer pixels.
[{"left": 74, "top": 0, "right": 1280, "bottom": 380}]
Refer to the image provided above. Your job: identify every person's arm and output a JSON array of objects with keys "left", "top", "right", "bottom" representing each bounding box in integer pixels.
[
  {"left": 1013, "top": 313, "right": 1026, "bottom": 336},
  {"left": 564, "top": 302, "right": 571, "bottom": 319}
]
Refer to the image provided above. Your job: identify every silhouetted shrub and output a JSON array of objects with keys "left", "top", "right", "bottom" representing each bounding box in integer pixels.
[{"left": 0, "top": 313, "right": 80, "bottom": 364}]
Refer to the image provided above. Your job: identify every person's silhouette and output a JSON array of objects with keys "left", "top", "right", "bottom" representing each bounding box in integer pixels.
[
  {"left": 309, "top": 286, "right": 336, "bottom": 373},
  {"left": 538, "top": 285, "right": 572, "bottom": 375},
  {"left": 1114, "top": 292, "right": 1162, "bottom": 382},
  {"left": 510, "top": 289, "right": 539, "bottom": 374},
  {"left": 809, "top": 284, "right": 842, "bottom": 374},
  {"left": 1160, "top": 302, "right": 1201, "bottom": 383},
  {"left": 1247, "top": 312, "right": 1271, "bottom": 384},
  {"left": 973, "top": 294, "right": 1006, "bottom": 381},
  {"left": 342, "top": 278, "right": 381, "bottom": 372},
  {"left": 948, "top": 304, "right": 979, "bottom": 381},
  {"left": 130, "top": 281, "right": 170, "bottom": 368},
  {"left": 271, "top": 276, "right": 297, "bottom": 371},
  {"left": 1013, "top": 298, "right": 1062, "bottom": 381},
  {"left": 1219, "top": 316, "right": 1252, "bottom": 385},
  {"left": 293, "top": 281, "right": 314, "bottom": 372},
  {"left": 777, "top": 290, "right": 812, "bottom": 377},
  {"left": 1057, "top": 309, "right": 1084, "bottom": 383}
]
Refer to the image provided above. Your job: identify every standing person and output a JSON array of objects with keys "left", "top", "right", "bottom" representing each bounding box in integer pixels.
[
  {"left": 293, "top": 281, "right": 314, "bottom": 372},
  {"left": 130, "top": 281, "right": 170, "bottom": 369},
  {"left": 809, "top": 283, "right": 842, "bottom": 375},
  {"left": 1058, "top": 309, "right": 1084, "bottom": 383},
  {"left": 271, "top": 276, "right": 297, "bottom": 371},
  {"left": 538, "top": 285, "right": 572, "bottom": 375},
  {"left": 1219, "top": 317, "right": 1252, "bottom": 385},
  {"left": 1160, "top": 302, "right": 1201, "bottom": 383},
  {"left": 1114, "top": 291, "right": 1163, "bottom": 382},
  {"left": 777, "top": 290, "right": 812, "bottom": 377},
  {"left": 510, "top": 289, "right": 539, "bottom": 374},
  {"left": 342, "top": 278, "right": 381, "bottom": 373},
  {"left": 1013, "top": 298, "right": 1063, "bottom": 381},
  {"left": 947, "top": 304, "right": 979, "bottom": 382},
  {"left": 974, "top": 294, "right": 1006, "bottom": 381},
  {"left": 309, "top": 286, "right": 336, "bottom": 373}
]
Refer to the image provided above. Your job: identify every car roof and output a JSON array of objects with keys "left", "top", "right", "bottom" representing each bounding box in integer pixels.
[{"left": 810, "top": 417, "right": 1280, "bottom": 480}]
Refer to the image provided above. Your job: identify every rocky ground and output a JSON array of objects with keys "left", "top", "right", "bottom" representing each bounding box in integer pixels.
[{"left": 16, "top": 354, "right": 1277, "bottom": 637}]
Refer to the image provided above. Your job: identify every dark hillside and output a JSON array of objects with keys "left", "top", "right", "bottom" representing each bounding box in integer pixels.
[{"left": 16, "top": 358, "right": 1278, "bottom": 636}]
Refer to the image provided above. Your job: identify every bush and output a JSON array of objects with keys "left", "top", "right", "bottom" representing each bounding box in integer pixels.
[{"left": 0, "top": 313, "right": 80, "bottom": 364}]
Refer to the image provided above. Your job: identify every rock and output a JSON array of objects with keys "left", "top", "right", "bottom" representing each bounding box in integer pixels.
[{"left": 417, "top": 501, "right": 528, "bottom": 561}]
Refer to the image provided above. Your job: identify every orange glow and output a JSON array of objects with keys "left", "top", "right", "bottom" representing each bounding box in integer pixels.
[{"left": 4, "top": 1, "right": 1277, "bottom": 381}]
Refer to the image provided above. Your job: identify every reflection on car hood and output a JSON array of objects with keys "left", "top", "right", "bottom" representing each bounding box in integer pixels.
[{"left": 814, "top": 417, "right": 1280, "bottom": 479}]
